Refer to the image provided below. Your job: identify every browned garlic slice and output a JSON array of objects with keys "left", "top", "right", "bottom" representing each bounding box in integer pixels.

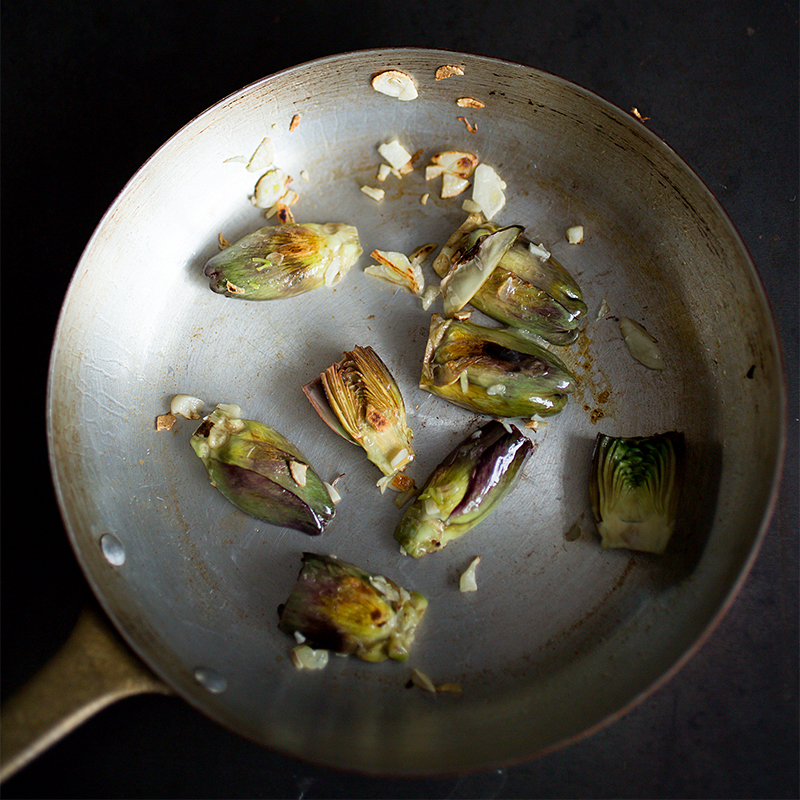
[{"left": 435, "top": 64, "right": 465, "bottom": 80}]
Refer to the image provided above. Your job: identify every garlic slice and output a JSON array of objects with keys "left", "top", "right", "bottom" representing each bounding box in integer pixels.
[
  {"left": 620, "top": 318, "right": 665, "bottom": 369},
  {"left": 371, "top": 70, "right": 418, "bottom": 101}
]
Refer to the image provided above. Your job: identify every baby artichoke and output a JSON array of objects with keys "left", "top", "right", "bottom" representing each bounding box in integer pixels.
[
  {"left": 303, "top": 346, "right": 415, "bottom": 490},
  {"left": 190, "top": 405, "right": 335, "bottom": 536},
  {"left": 589, "top": 431, "right": 685, "bottom": 554},
  {"left": 394, "top": 420, "right": 533, "bottom": 558},
  {"left": 420, "top": 314, "right": 576, "bottom": 418},
  {"left": 433, "top": 214, "right": 587, "bottom": 345},
  {"left": 204, "top": 221, "right": 362, "bottom": 299},
  {"left": 278, "top": 552, "right": 428, "bottom": 662}
]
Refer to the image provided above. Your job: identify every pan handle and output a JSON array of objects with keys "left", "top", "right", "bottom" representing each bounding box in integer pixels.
[{"left": 0, "top": 603, "right": 171, "bottom": 782}]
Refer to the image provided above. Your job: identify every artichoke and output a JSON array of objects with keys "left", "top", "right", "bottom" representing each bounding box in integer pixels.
[
  {"left": 303, "top": 346, "right": 415, "bottom": 491},
  {"left": 394, "top": 420, "right": 533, "bottom": 558},
  {"left": 204, "top": 221, "right": 362, "bottom": 299},
  {"left": 190, "top": 405, "right": 335, "bottom": 535},
  {"left": 278, "top": 552, "right": 428, "bottom": 662},
  {"left": 433, "top": 214, "right": 587, "bottom": 345},
  {"left": 420, "top": 314, "right": 576, "bottom": 418},
  {"left": 589, "top": 431, "right": 685, "bottom": 554}
]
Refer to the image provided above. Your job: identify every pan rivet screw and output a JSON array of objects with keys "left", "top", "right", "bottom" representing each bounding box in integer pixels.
[
  {"left": 99, "top": 533, "right": 125, "bottom": 566},
  {"left": 194, "top": 667, "right": 227, "bottom": 694}
]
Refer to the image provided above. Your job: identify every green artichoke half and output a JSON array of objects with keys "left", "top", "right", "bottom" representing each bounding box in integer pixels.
[
  {"left": 420, "top": 314, "right": 576, "bottom": 418},
  {"left": 394, "top": 420, "right": 534, "bottom": 558},
  {"left": 433, "top": 214, "right": 587, "bottom": 345},
  {"left": 190, "top": 405, "right": 335, "bottom": 535},
  {"left": 204, "top": 221, "right": 362, "bottom": 300},
  {"left": 589, "top": 431, "right": 685, "bottom": 554},
  {"left": 278, "top": 552, "right": 428, "bottom": 662}
]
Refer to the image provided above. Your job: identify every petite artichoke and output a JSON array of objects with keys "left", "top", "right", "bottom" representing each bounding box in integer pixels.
[
  {"left": 303, "top": 346, "right": 415, "bottom": 491},
  {"left": 420, "top": 314, "right": 576, "bottom": 418},
  {"left": 433, "top": 214, "right": 587, "bottom": 345},
  {"left": 278, "top": 552, "right": 428, "bottom": 662},
  {"left": 589, "top": 431, "right": 685, "bottom": 554},
  {"left": 190, "top": 405, "right": 335, "bottom": 535},
  {"left": 204, "top": 221, "right": 362, "bottom": 300},
  {"left": 394, "top": 420, "right": 533, "bottom": 558}
]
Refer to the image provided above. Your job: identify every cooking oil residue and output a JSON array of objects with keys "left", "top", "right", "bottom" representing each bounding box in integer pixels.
[{"left": 562, "top": 327, "right": 614, "bottom": 424}]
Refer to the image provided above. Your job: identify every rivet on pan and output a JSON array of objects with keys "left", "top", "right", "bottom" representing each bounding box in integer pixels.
[
  {"left": 193, "top": 667, "right": 227, "bottom": 694},
  {"left": 99, "top": 533, "right": 126, "bottom": 566}
]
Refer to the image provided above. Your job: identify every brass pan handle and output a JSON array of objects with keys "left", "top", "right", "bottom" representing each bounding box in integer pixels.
[{"left": 0, "top": 604, "right": 171, "bottom": 781}]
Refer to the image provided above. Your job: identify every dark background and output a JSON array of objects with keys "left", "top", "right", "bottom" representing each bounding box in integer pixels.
[{"left": 2, "top": 0, "right": 798, "bottom": 797}]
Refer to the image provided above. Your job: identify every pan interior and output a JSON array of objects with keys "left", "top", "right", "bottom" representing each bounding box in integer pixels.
[{"left": 47, "top": 50, "right": 784, "bottom": 774}]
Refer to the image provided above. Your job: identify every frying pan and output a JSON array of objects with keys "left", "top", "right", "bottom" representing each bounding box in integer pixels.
[{"left": 2, "top": 48, "right": 785, "bottom": 777}]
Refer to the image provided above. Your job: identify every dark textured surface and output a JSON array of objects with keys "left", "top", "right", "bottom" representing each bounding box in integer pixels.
[{"left": 2, "top": 0, "right": 797, "bottom": 797}]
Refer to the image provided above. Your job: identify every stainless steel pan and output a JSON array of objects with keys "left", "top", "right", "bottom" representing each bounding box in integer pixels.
[{"left": 3, "top": 48, "right": 786, "bottom": 777}]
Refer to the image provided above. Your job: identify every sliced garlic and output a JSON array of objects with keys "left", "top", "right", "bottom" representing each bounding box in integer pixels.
[
  {"left": 246, "top": 137, "right": 274, "bottom": 173},
  {"left": 378, "top": 139, "right": 413, "bottom": 171},
  {"left": 620, "top": 317, "right": 665, "bottom": 369},
  {"left": 410, "top": 668, "right": 437, "bottom": 693},
  {"left": 566, "top": 225, "right": 584, "bottom": 244},
  {"left": 170, "top": 394, "right": 204, "bottom": 419},
  {"left": 360, "top": 185, "right": 385, "bottom": 201},
  {"left": 371, "top": 70, "right": 418, "bottom": 101},
  {"left": 435, "top": 64, "right": 465, "bottom": 80},
  {"left": 253, "top": 168, "right": 290, "bottom": 209},
  {"left": 291, "top": 645, "right": 329, "bottom": 670},
  {"left": 471, "top": 163, "right": 506, "bottom": 220},
  {"left": 459, "top": 556, "right": 482, "bottom": 592},
  {"left": 289, "top": 461, "right": 308, "bottom": 487}
]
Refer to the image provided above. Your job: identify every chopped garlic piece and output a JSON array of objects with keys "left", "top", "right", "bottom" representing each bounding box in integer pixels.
[
  {"left": 365, "top": 249, "right": 425, "bottom": 295},
  {"left": 435, "top": 64, "right": 465, "bottom": 80},
  {"left": 471, "top": 163, "right": 506, "bottom": 220},
  {"left": 360, "top": 185, "right": 385, "bottom": 201},
  {"left": 620, "top": 318, "right": 665, "bottom": 369},
  {"left": 246, "top": 137, "right": 274, "bottom": 173},
  {"left": 459, "top": 556, "right": 482, "bottom": 592},
  {"left": 410, "top": 668, "right": 437, "bottom": 693},
  {"left": 289, "top": 114, "right": 301, "bottom": 132},
  {"left": 566, "top": 225, "right": 584, "bottom": 244},
  {"left": 378, "top": 139, "right": 413, "bottom": 171},
  {"left": 290, "top": 461, "right": 308, "bottom": 486},
  {"left": 156, "top": 413, "right": 176, "bottom": 431},
  {"left": 253, "top": 168, "right": 291, "bottom": 209},
  {"left": 291, "top": 645, "right": 329, "bottom": 670},
  {"left": 171, "top": 394, "right": 204, "bottom": 419},
  {"left": 420, "top": 192, "right": 429, "bottom": 205},
  {"left": 441, "top": 172, "right": 471, "bottom": 198},
  {"left": 372, "top": 70, "right": 418, "bottom": 101},
  {"left": 421, "top": 285, "right": 439, "bottom": 310},
  {"left": 461, "top": 198, "right": 481, "bottom": 213},
  {"left": 323, "top": 481, "right": 342, "bottom": 504},
  {"left": 376, "top": 163, "right": 392, "bottom": 181},
  {"left": 529, "top": 242, "right": 551, "bottom": 260},
  {"left": 456, "top": 97, "right": 485, "bottom": 109}
]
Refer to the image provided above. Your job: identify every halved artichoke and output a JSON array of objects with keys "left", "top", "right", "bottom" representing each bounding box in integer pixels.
[
  {"left": 204, "top": 221, "right": 361, "bottom": 299},
  {"left": 589, "top": 431, "right": 685, "bottom": 554},
  {"left": 433, "top": 214, "right": 587, "bottom": 345},
  {"left": 303, "top": 345, "right": 415, "bottom": 490},
  {"left": 190, "top": 405, "right": 335, "bottom": 535},
  {"left": 278, "top": 552, "right": 428, "bottom": 662},
  {"left": 420, "top": 314, "right": 576, "bottom": 418},
  {"left": 394, "top": 420, "right": 533, "bottom": 558}
]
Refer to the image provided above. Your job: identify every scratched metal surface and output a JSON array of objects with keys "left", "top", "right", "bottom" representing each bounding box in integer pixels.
[{"left": 45, "top": 50, "right": 784, "bottom": 773}]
